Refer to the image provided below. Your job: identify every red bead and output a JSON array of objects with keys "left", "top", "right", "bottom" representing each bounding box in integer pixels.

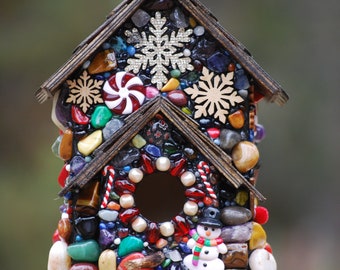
[
  {"left": 254, "top": 206, "right": 269, "bottom": 225},
  {"left": 207, "top": 127, "right": 220, "bottom": 139},
  {"left": 170, "top": 158, "right": 187, "bottom": 176},
  {"left": 173, "top": 215, "right": 190, "bottom": 236},
  {"left": 146, "top": 222, "right": 160, "bottom": 244},
  {"left": 264, "top": 243, "right": 273, "bottom": 254},
  {"left": 185, "top": 187, "right": 206, "bottom": 200},
  {"left": 52, "top": 228, "right": 60, "bottom": 243},
  {"left": 58, "top": 164, "right": 69, "bottom": 188},
  {"left": 114, "top": 179, "right": 136, "bottom": 195},
  {"left": 119, "top": 208, "right": 140, "bottom": 224},
  {"left": 71, "top": 105, "right": 90, "bottom": 125},
  {"left": 141, "top": 154, "right": 155, "bottom": 174}
]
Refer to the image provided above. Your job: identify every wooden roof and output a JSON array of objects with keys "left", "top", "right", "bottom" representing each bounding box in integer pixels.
[
  {"left": 35, "top": 0, "right": 288, "bottom": 105},
  {"left": 59, "top": 96, "right": 265, "bottom": 201}
]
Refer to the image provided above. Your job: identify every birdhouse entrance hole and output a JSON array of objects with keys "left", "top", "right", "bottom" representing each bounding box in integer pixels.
[{"left": 135, "top": 172, "right": 186, "bottom": 223}]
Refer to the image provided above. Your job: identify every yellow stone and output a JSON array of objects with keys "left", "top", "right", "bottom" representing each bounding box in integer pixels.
[
  {"left": 161, "top": 78, "right": 180, "bottom": 92},
  {"left": 189, "top": 17, "right": 197, "bottom": 28},
  {"left": 249, "top": 222, "right": 267, "bottom": 250},
  {"left": 59, "top": 129, "right": 73, "bottom": 161},
  {"left": 88, "top": 50, "right": 117, "bottom": 75},
  {"left": 78, "top": 130, "right": 103, "bottom": 156},
  {"left": 98, "top": 249, "right": 117, "bottom": 270},
  {"left": 235, "top": 190, "right": 249, "bottom": 206},
  {"left": 228, "top": 109, "right": 245, "bottom": 129}
]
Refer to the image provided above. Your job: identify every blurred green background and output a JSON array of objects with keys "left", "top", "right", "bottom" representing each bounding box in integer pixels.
[{"left": 0, "top": 0, "right": 338, "bottom": 269}]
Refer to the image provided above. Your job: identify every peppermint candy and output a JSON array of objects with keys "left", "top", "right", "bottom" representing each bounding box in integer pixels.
[{"left": 103, "top": 71, "right": 146, "bottom": 114}]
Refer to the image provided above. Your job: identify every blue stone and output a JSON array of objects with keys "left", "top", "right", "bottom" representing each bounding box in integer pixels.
[
  {"left": 111, "top": 36, "right": 127, "bottom": 53},
  {"left": 179, "top": 242, "right": 191, "bottom": 254},
  {"left": 207, "top": 52, "right": 231, "bottom": 73},
  {"left": 144, "top": 144, "right": 162, "bottom": 157},
  {"left": 70, "top": 155, "right": 86, "bottom": 175},
  {"left": 234, "top": 69, "right": 250, "bottom": 90},
  {"left": 127, "top": 45, "right": 136, "bottom": 56}
]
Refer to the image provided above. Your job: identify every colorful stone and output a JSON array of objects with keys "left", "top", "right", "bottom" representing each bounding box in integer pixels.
[
  {"left": 207, "top": 127, "right": 220, "bottom": 139},
  {"left": 114, "top": 179, "right": 136, "bottom": 194},
  {"left": 228, "top": 110, "right": 245, "bottom": 129},
  {"left": 219, "top": 129, "right": 242, "bottom": 152},
  {"left": 167, "top": 90, "right": 188, "bottom": 106},
  {"left": 119, "top": 208, "right": 140, "bottom": 224},
  {"left": 173, "top": 215, "right": 190, "bottom": 235},
  {"left": 170, "top": 158, "right": 187, "bottom": 176},
  {"left": 78, "top": 130, "right": 103, "bottom": 156},
  {"left": 117, "top": 236, "right": 144, "bottom": 257},
  {"left": 207, "top": 51, "right": 231, "bottom": 73},
  {"left": 235, "top": 190, "right": 249, "bottom": 206},
  {"left": 220, "top": 206, "right": 252, "bottom": 226},
  {"left": 145, "top": 144, "right": 162, "bottom": 157},
  {"left": 185, "top": 187, "right": 206, "bottom": 200},
  {"left": 98, "top": 229, "right": 115, "bottom": 248},
  {"left": 67, "top": 240, "right": 100, "bottom": 262},
  {"left": 103, "top": 72, "right": 146, "bottom": 115},
  {"left": 57, "top": 218, "right": 72, "bottom": 242},
  {"left": 88, "top": 49, "right": 117, "bottom": 74},
  {"left": 74, "top": 216, "right": 99, "bottom": 239},
  {"left": 47, "top": 240, "right": 72, "bottom": 270},
  {"left": 132, "top": 134, "right": 147, "bottom": 149},
  {"left": 161, "top": 78, "right": 180, "bottom": 92},
  {"left": 70, "top": 263, "right": 98, "bottom": 270},
  {"left": 231, "top": 141, "right": 259, "bottom": 173},
  {"left": 76, "top": 181, "right": 100, "bottom": 212},
  {"left": 59, "top": 129, "right": 73, "bottom": 161},
  {"left": 98, "top": 209, "right": 119, "bottom": 222},
  {"left": 220, "top": 222, "right": 253, "bottom": 243},
  {"left": 249, "top": 249, "right": 277, "bottom": 270},
  {"left": 72, "top": 105, "right": 90, "bottom": 125},
  {"left": 145, "top": 86, "right": 159, "bottom": 99},
  {"left": 90, "top": 105, "right": 113, "bottom": 129},
  {"left": 70, "top": 155, "right": 86, "bottom": 175},
  {"left": 58, "top": 164, "right": 70, "bottom": 188},
  {"left": 146, "top": 222, "right": 160, "bottom": 244},
  {"left": 103, "top": 118, "right": 124, "bottom": 140},
  {"left": 98, "top": 249, "right": 117, "bottom": 270},
  {"left": 131, "top": 216, "right": 148, "bottom": 233},
  {"left": 141, "top": 154, "right": 155, "bottom": 174},
  {"left": 222, "top": 243, "right": 248, "bottom": 269},
  {"left": 249, "top": 222, "right": 267, "bottom": 250}
]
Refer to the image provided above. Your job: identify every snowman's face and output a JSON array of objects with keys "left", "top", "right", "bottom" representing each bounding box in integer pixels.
[{"left": 197, "top": 224, "right": 221, "bottom": 239}]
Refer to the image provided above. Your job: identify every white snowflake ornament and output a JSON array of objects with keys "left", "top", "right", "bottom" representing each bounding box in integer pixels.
[
  {"left": 184, "top": 67, "right": 244, "bottom": 124},
  {"left": 125, "top": 11, "right": 194, "bottom": 89}
]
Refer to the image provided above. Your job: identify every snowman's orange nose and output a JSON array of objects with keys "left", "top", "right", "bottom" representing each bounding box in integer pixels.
[{"left": 205, "top": 231, "right": 211, "bottom": 237}]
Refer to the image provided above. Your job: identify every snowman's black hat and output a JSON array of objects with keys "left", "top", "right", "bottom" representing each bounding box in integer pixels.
[{"left": 198, "top": 207, "right": 223, "bottom": 228}]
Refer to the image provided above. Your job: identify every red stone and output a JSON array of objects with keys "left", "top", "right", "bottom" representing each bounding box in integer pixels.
[
  {"left": 185, "top": 187, "right": 206, "bottom": 200},
  {"left": 52, "top": 229, "right": 60, "bottom": 243},
  {"left": 58, "top": 164, "right": 69, "bottom": 188},
  {"left": 70, "top": 263, "right": 98, "bottom": 270},
  {"left": 71, "top": 105, "right": 90, "bottom": 125},
  {"left": 173, "top": 215, "right": 190, "bottom": 236},
  {"left": 167, "top": 90, "right": 188, "bottom": 107},
  {"left": 264, "top": 243, "right": 273, "bottom": 254},
  {"left": 118, "top": 252, "right": 152, "bottom": 270},
  {"left": 141, "top": 154, "right": 155, "bottom": 174},
  {"left": 119, "top": 208, "right": 140, "bottom": 224},
  {"left": 146, "top": 222, "right": 160, "bottom": 244},
  {"left": 114, "top": 179, "right": 136, "bottom": 195},
  {"left": 57, "top": 218, "right": 72, "bottom": 241},
  {"left": 207, "top": 127, "right": 220, "bottom": 139},
  {"left": 170, "top": 158, "right": 187, "bottom": 176},
  {"left": 118, "top": 228, "right": 129, "bottom": 239}
]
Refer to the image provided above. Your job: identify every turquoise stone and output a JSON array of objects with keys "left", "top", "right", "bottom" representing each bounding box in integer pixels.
[
  {"left": 67, "top": 240, "right": 100, "bottom": 262},
  {"left": 117, "top": 236, "right": 144, "bottom": 257},
  {"left": 111, "top": 36, "right": 127, "bottom": 53},
  {"left": 90, "top": 106, "right": 113, "bottom": 129}
]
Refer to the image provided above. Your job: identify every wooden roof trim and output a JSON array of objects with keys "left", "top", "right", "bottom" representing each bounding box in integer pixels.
[
  {"left": 59, "top": 96, "right": 265, "bottom": 201},
  {"left": 178, "top": 0, "right": 289, "bottom": 105}
]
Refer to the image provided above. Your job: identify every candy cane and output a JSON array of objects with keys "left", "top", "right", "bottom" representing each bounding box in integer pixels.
[
  {"left": 101, "top": 165, "right": 115, "bottom": 209},
  {"left": 197, "top": 161, "right": 217, "bottom": 201}
]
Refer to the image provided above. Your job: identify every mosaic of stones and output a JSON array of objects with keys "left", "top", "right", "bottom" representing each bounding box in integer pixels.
[{"left": 47, "top": 1, "right": 277, "bottom": 270}]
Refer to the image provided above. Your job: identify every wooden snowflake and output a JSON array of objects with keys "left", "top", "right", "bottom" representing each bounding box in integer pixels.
[
  {"left": 66, "top": 70, "right": 104, "bottom": 113},
  {"left": 125, "top": 11, "right": 194, "bottom": 89},
  {"left": 184, "top": 67, "right": 244, "bottom": 123}
]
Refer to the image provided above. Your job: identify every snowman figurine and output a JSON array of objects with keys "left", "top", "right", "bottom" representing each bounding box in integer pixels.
[{"left": 183, "top": 207, "right": 227, "bottom": 270}]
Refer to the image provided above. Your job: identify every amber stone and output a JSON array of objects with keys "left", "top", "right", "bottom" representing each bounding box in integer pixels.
[
  {"left": 146, "top": 222, "right": 160, "bottom": 244},
  {"left": 228, "top": 110, "right": 245, "bottom": 129},
  {"left": 222, "top": 243, "right": 248, "bottom": 268},
  {"left": 88, "top": 50, "right": 117, "bottom": 75},
  {"left": 231, "top": 141, "right": 259, "bottom": 173},
  {"left": 59, "top": 129, "right": 73, "bottom": 161},
  {"left": 76, "top": 181, "right": 100, "bottom": 213},
  {"left": 119, "top": 208, "right": 140, "bottom": 224},
  {"left": 57, "top": 218, "right": 72, "bottom": 242}
]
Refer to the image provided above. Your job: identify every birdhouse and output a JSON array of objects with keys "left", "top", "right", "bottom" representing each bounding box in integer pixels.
[{"left": 37, "top": 1, "right": 288, "bottom": 269}]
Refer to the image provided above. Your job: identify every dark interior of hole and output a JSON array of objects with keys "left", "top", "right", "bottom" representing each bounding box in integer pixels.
[{"left": 134, "top": 172, "right": 186, "bottom": 223}]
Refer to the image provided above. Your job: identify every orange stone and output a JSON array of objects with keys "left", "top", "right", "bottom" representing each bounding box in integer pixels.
[
  {"left": 107, "top": 201, "right": 121, "bottom": 211},
  {"left": 57, "top": 218, "right": 72, "bottom": 242},
  {"left": 228, "top": 110, "right": 245, "bottom": 129},
  {"left": 88, "top": 50, "right": 117, "bottom": 75},
  {"left": 59, "top": 129, "right": 73, "bottom": 161}
]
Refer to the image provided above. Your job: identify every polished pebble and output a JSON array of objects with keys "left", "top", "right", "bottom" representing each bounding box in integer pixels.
[
  {"left": 221, "top": 206, "right": 252, "bottom": 225},
  {"left": 220, "top": 222, "right": 253, "bottom": 243},
  {"left": 78, "top": 130, "right": 103, "bottom": 156},
  {"left": 98, "top": 209, "right": 119, "bottom": 222},
  {"left": 231, "top": 141, "right": 259, "bottom": 173},
  {"left": 98, "top": 249, "right": 117, "bottom": 270},
  {"left": 90, "top": 105, "right": 113, "bottom": 129},
  {"left": 167, "top": 90, "right": 188, "bottom": 107},
  {"left": 59, "top": 129, "right": 73, "bottom": 161},
  {"left": 249, "top": 222, "right": 267, "bottom": 250},
  {"left": 48, "top": 240, "right": 72, "bottom": 270},
  {"left": 131, "top": 9, "right": 151, "bottom": 27},
  {"left": 67, "top": 239, "right": 100, "bottom": 262},
  {"left": 219, "top": 129, "right": 242, "bottom": 152},
  {"left": 132, "top": 134, "right": 147, "bottom": 148},
  {"left": 249, "top": 248, "right": 277, "bottom": 270},
  {"left": 228, "top": 109, "right": 245, "bottom": 129},
  {"left": 131, "top": 216, "right": 148, "bottom": 233},
  {"left": 103, "top": 118, "right": 124, "bottom": 140},
  {"left": 117, "top": 236, "right": 144, "bottom": 257},
  {"left": 88, "top": 50, "right": 117, "bottom": 75}
]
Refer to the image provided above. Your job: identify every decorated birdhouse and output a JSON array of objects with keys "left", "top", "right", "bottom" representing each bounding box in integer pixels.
[{"left": 36, "top": 1, "right": 288, "bottom": 269}]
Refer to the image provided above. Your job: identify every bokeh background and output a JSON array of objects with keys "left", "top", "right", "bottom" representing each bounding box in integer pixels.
[{"left": 0, "top": 0, "right": 339, "bottom": 269}]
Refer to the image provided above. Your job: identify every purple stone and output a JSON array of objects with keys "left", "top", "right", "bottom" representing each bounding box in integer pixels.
[
  {"left": 254, "top": 124, "right": 266, "bottom": 142},
  {"left": 131, "top": 9, "right": 151, "bottom": 28},
  {"left": 70, "top": 155, "right": 86, "bottom": 175},
  {"left": 234, "top": 69, "right": 250, "bottom": 90},
  {"left": 99, "top": 228, "right": 115, "bottom": 249},
  {"left": 170, "top": 7, "right": 188, "bottom": 28},
  {"left": 207, "top": 51, "right": 231, "bottom": 73}
]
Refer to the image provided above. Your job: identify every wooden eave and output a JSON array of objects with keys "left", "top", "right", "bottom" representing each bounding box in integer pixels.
[
  {"left": 35, "top": 0, "right": 288, "bottom": 105},
  {"left": 59, "top": 96, "right": 265, "bottom": 201}
]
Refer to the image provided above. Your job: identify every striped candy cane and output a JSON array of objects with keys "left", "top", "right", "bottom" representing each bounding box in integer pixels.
[
  {"left": 100, "top": 165, "right": 115, "bottom": 209},
  {"left": 197, "top": 161, "right": 217, "bottom": 202}
]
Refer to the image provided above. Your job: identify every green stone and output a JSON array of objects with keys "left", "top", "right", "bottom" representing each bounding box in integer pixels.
[
  {"left": 181, "top": 107, "right": 192, "bottom": 115},
  {"left": 117, "top": 236, "right": 144, "bottom": 257},
  {"left": 132, "top": 134, "right": 147, "bottom": 149},
  {"left": 90, "top": 105, "right": 113, "bottom": 128},
  {"left": 67, "top": 240, "right": 100, "bottom": 262},
  {"left": 170, "top": 69, "right": 181, "bottom": 78},
  {"left": 162, "top": 258, "right": 171, "bottom": 268}
]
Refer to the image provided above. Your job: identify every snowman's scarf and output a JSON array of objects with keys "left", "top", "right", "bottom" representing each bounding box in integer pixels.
[{"left": 189, "top": 229, "right": 224, "bottom": 266}]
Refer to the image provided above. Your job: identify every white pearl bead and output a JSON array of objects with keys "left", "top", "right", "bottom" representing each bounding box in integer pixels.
[
  {"left": 156, "top": 157, "right": 171, "bottom": 171},
  {"left": 183, "top": 201, "right": 198, "bottom": 216},
  {"left": 128, "top": 168, "right": 144, "bottom": 183},
  {"left": 159, "top": 221, "right": 175, "bottom": 237},
  {"left": 119, "top": 194, "right": 135, "bottom": 208},
  {"left": 183, "top": 48, "right": 191, "bottom": 57},
  {"left": 131, "top": 216, "right": 148, "bottom": 233},
  {"left": 180, "top": 171, "right": 196, "bottom": 186},
  {"left": 194, "top": 25, "right": 205, "bottom": 36}
]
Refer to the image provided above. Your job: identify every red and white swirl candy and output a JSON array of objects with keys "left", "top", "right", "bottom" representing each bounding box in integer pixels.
[{"left": 103, "top": 72, "right": 146, "bottom": 114}]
